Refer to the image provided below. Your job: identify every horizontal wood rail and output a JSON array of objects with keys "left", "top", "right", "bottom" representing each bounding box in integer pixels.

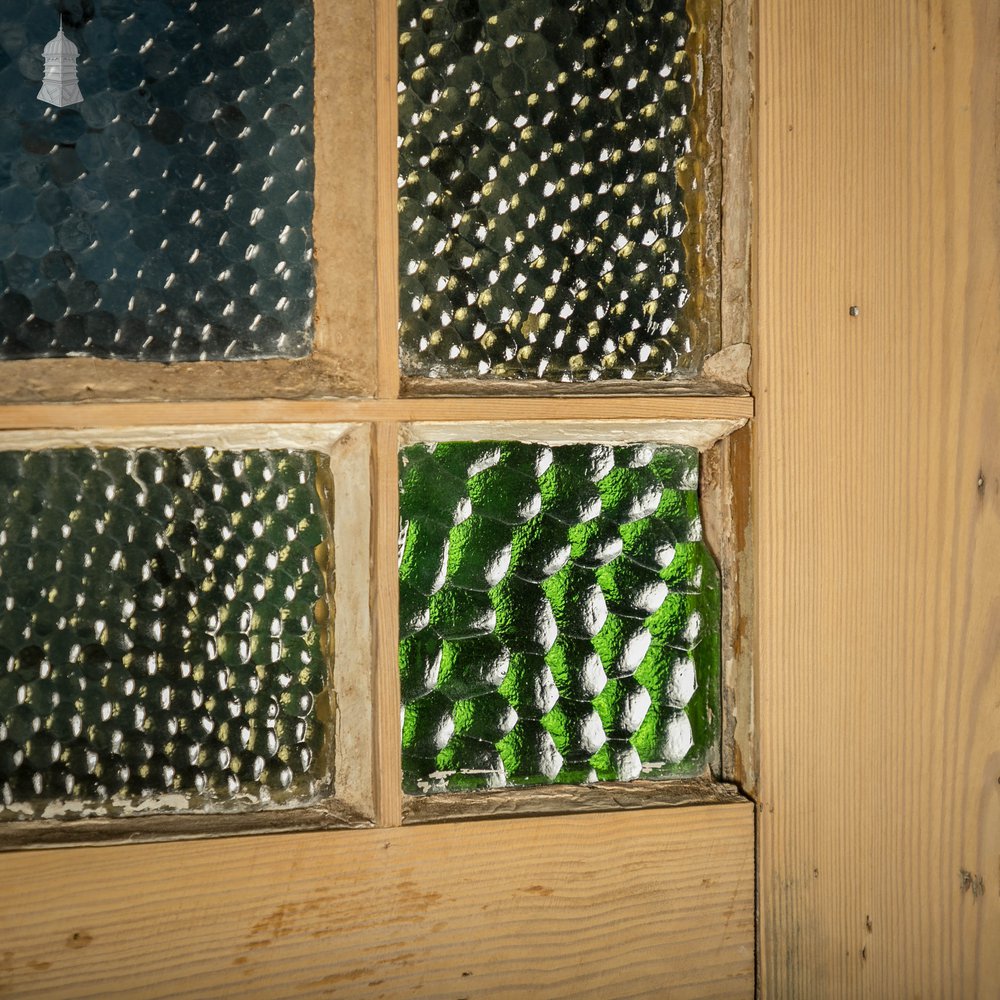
[
  {"left": 0, "top": 803, "right": 755, "bottom": 999},
  {"left": 0, "top": 395, "right": 753, "bottom": 431}
]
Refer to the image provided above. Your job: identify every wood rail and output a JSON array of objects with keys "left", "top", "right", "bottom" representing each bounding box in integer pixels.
[{"left": 0, "top": 395, "right": 753, "bottom": 431}]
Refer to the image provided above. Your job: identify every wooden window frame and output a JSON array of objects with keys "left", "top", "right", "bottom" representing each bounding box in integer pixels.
[
  {"left": 0, "top": 0, "right": 757, "bottom": 993},
  {"left": 0, "top": 423, "right": 375, "bottom": 849},
  {"left": 0, "top": 0, "right": 755, "bottom": 839},
  {"left": 0, "top": 3, "right": 378, "bottom": 404}
]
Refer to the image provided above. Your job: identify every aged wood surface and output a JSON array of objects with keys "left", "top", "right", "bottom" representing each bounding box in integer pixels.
[
  {"left": 328, "top": 426, "right": 377, "bottom": 820},
  {"left": 0, "top": 800, "right": 372, "bottom": 853},
  {"left": 372, "top": 421, "right": 403, "bottom": 828},
  {"left": 311, "top": 0, "right": 378, "bottom": 395},
  {"left": 0, "top": 395, "right": 754, "bottom": 430},
  {"left": 702, "top": 427, "right": 755, "bottom": 794},
  {"left": 399, "top": 375, "right": 752, "bottom": 397},
  {"left": 375, "top": 0, "right": 400, "bottom": 400},
  {"left": 720, "top": 0, "right": 753, "bottom": 354},
  {"left": 756, "top": 0, "right": 1000, "bottom": 994},
  {"left": 0, "top": 804, "right": 754, "bottom": 999},
  {"left": 403, "top": 777, "right": 744, "bottom": 825},
  {"left": 401, "top": 416, "right": 747, "bottom": 450}
]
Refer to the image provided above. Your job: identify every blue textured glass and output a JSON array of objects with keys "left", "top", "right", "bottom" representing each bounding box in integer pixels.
[{"left": 0, "top": 1, "right": 315, "bottom": 361}]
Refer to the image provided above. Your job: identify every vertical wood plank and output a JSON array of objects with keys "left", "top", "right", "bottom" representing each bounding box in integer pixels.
[
  {"left": 756, "top": 0, "right": 1000, "bottom": 994},
  {"left": 330, "top": 425, "right": 377, "bottom": 819},
  {"left": 375, "top": 0, "right": 401, "bottom": 399},
  {"left": 313, "top": 0, "right": 378, "bottom": 391},
  {"left": 720, "top": 0, "right": 753, "bottom": 352},
  {"left": 372, "top": 420, "right": 403, "bottom": 826},
  {"left": 702, "top": 426, "right": 756, "bottom": 793}
]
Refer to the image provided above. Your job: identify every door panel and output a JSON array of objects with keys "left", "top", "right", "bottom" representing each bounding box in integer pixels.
[{"left": 756, "top": 0, "right": 1000, "bottom": 994}]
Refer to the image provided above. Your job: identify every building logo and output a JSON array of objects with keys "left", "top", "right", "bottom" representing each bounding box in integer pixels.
[{"left": 37, "top": 17, "right": 83, "bottom": 108}]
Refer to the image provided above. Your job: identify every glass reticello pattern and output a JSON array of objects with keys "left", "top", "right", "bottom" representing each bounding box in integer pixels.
[
  {"left": 398, "top": 0, "right": 713, "bottom": 381},
  {"left": 0, "top": 447, "right": 333, "bottom": 819},
  {"left": 398, "top": 440, "right": 720, "bottom": 793},
  {"left": 0, "top": 1, "right": 315, "bottom": 361}
]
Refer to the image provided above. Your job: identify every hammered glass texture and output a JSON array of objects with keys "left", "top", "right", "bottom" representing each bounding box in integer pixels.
[
  {"left": 0, "top": 1, "right": 315, "bottom": 361},
  {"left": 398, "top": 0, "right": 705, "bottom": 381},
  {"left": 398, "top": 441, "right": 720, "bottom": 793},
  {"left": 0, "top": 447, "right": 333, "bottom": 819}
]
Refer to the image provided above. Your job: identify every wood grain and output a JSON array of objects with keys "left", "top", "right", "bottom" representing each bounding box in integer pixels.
[
  {"left": 312, "top": 0, "right": 378, "bottom": 394},
  {"left": 0, "top": 357, "right": 361, "bottom": 406},
  {"left": 702, "top": 426, "right": 755, "bottom": 793},
  {"left": 375, "top": 0, "right": 400, "bottom": 399},
  {"left": 0, "top": 800, "right": 371, "bottom": 853},
  {"left": 329, "top": 426, "right": 377, "bottom": 820},
  {"left": 756, "top": 0, "right": 1000, "bottom": 994},
  {"left": 403, "top": 776, "right": 744, "bottom": 825},
  {"left": 372, "top": 421, "right": 403, "bottom": 827},
  {"left": 720, "top": 0, "right": 753, "bottom": 353},
  {"left": 0, "top": 804, "right": 754, "bottom": 999},
  {"left": 0, "top": 395, "right": 754, "bottom": 431},
  {"left": 403, "top": 417, "right": 747, "bottom": 450}
]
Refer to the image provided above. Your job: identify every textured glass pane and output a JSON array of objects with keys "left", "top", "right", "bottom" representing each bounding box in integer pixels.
[
  {"left": 0, "top": 447, "right": 333, "bottom": 819},
  {"left": 0, "top": 2, "right": 314, "bottom": 361},
  {"left": 398, "top": 441, "right": 720, "bottom": 793},
  {"left": 398, "top": 0, "right": 716, "bottom": 381}
]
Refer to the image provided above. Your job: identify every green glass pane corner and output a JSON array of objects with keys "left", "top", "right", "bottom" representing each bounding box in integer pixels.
[
  {"left": 398, "top": 440, "right": 721, "bottom": 794},
  {"left": 397, "top": 0, "right": 720, "bottom": 382},
  {"left": 0, "top": 446, "right": 335, "bottom": 821}
]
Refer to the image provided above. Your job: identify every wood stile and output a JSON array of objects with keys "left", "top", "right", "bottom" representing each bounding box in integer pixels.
[
  {"left": 372, "top": 420, "right": 403, "bottom": 828},
  {"left": 756, "top": 0, "right": 1000, "bottom": 995},
  {"left": 702, "top": 424, "right": 755, "bottom": 795},
  {"left": 0, "top": 804, "right": 755, "bottom": 1000},
  {"left": 375, "top": 0, "right": 401, "bottom": 401}
]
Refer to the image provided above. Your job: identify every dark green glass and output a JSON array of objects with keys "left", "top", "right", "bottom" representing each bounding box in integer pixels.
[
  {"left": 0, "top": 447, "right": 333, "bottom": 819},
  {"left": 398, "top": 440, "right": 720, "bottom": 793}
]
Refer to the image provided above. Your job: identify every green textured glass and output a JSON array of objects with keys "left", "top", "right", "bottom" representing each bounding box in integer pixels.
[
  {"left": 398, "top": 441, "right": 720, "bottom": 793},
  {"left": 398, "top": 0, "right": 718, "bottom": 381},
  {"left": 0, "top": 447, "right": 334, "bottom": 819}
]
